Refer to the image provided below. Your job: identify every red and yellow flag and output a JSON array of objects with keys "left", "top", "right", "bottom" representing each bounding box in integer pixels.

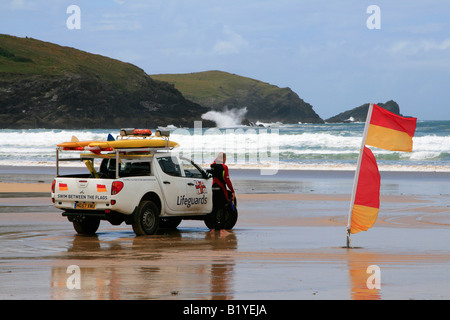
[
  {"left": 365, "top": 104, "right": 417, "bottom": 152},
  {"left": 350, "top": 147, "right": 380, "bottom": 234},
  {"left": 348, "top": 104, "right": 417, "bottom": 241}
]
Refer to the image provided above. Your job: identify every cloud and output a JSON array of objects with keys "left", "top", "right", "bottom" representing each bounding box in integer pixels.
[
  {"left": 390, "top": 38, "right": 450, "bottom": 54},
  {"left": 213, "top": 26, "right": 248, "bottom": 55},
  {"left": 9, "top": 0, "right": 34, "bottom": 10},
  {"left": 397, "top": 23, "right": 445, "bottom": 35},
  {"left": 10, "top": 0, "right": 25, "bottom": 8},
  {"left": 94, "top": 13, "right": 143, "bottom": 31}
]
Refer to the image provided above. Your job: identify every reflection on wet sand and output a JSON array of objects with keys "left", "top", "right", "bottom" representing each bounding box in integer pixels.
[
  {"left": 1, "top": 171, "right": 449, "bottom": 300},
  {"left": 50, "top": 229, "right": 238, "bottom": 300},
  {"left": 346, "top": 250, "right": 381, "bottom": 300}
]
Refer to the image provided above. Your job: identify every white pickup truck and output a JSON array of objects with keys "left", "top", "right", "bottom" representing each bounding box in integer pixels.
[{"left": 51, "top": 132, "right": 238, "bottom": 235}]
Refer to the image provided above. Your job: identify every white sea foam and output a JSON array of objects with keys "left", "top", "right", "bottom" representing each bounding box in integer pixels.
[
  {"left": 201, "top": 107, "right": 248, "bottom": 128},
  {"left": 1, "top": 121, "right": 449, "bottom": 172}
]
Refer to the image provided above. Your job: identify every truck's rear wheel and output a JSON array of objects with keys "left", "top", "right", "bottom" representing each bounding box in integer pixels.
[
  {"left": 132, "top": 200, "right": 160, "bottom": 235},
  {"left": 73, "top": 217, "right": 100, "bottom": 235},
  {"left": 204, "top": 203, "right": 238, "bottom": 230}
]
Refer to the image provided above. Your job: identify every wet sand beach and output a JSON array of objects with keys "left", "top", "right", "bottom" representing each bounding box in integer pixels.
[{"left": 0, "top": 166, "right": 449, "bottom": 300}]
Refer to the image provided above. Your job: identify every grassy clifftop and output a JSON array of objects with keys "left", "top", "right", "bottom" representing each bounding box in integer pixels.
[
  {"left": 152, "top": 71, "right": 323, "bottom": 123},
  {"left": 0, "top": 34, "right": 148, "bottom": 92},
  {"left": 0, "top": 34, "right": 208, "bottom": 129},
  {"left": 152, "top": 70, "right": 281, "bottom": 105}
]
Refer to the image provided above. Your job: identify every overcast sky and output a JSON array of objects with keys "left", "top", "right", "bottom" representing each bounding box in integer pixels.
[{"left": 1, "top": 0, "right": 449, "bottom": 120}]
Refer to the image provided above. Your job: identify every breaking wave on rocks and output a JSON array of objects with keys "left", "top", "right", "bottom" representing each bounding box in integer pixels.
[{"left": 201, "top": 107, "right": 248, "bottom": 128}]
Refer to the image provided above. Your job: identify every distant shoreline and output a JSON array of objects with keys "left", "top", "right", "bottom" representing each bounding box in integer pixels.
[
  {"left": 1, "top": 164, "right": 450, "bottom": 177},
  {"left": 1, "top": 164, "right": 450, "bottom": 175},
  {"left": 1, "top": 165, "right": 449, "bottom": 197}
]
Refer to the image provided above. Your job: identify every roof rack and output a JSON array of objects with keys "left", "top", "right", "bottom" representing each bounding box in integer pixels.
[
  {"left": 56, "top": 146, "right": 173, "bottom": 178},
  {"left": 55, "top": 128, "right": 176, "bottom": 177}
]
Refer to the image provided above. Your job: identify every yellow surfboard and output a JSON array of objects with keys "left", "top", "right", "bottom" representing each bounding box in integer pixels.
[
  {"left": 57, "top": 140, "right": 106, "bottom": 149},
  {"left": 80, "top": 153, "right": 154, "bottom": 160},
  {"left": 84, "top": 160, "right": 99, "bottom": 178},
  {"left": 57, "top": 135, "right": 114, "bottom": 150},
  {"left": 89, "top": 139, "right": 179, "bottom": 150}
]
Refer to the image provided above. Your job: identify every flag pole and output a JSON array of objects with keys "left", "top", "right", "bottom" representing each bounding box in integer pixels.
[{"left": 346, "top": 103, "right": 374, "bottom": 248}]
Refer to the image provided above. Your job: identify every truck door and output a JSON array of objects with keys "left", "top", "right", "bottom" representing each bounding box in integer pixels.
[
  {"left": 156, "top": 155, "right": 213, "bottom": 215},
  {"left": 156, "top": 156, "right": 185, "bottom": 214},
  {"left": 179, "top": 157, "right": 212, "bottom": 214}
]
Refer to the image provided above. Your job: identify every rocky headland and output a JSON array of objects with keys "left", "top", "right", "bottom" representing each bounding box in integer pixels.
[{"left": 1, "top": 34, "right": 404, "bottom": 129}]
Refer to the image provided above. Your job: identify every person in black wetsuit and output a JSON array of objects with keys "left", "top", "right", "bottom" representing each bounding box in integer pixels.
[
  {"left": 210, "top": 152, "right": 235, "bottom": 204},
  {"left": 209, "top": 152, "right": 236, "bottom": 235}
]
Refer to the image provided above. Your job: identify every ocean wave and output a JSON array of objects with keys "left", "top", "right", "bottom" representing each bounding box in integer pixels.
[
  {"left": 1, "top": 121, "right": 449, "bottom": 172},
  {"left": 0, "top": 129, "right": 114, "bottom": 147},
  {"left": 1, "top": 159, "right": 449, "bottom": 173}
]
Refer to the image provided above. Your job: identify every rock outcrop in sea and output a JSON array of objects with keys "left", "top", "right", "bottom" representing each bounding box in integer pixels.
[{"left": 325, "top": 100, "right": 401, "bottom": 123}]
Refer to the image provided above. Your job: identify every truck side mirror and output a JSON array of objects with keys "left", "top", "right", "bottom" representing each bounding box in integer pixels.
[{"left": 204, "top": 169, "right": 213, "bottom": 179}]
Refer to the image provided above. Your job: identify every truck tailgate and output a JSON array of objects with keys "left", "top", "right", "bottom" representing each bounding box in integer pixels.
[{"left": 53, "top": 178, "right": 112, "bottom": 210}]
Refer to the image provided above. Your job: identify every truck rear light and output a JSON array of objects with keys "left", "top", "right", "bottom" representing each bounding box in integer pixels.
[
  {"left": 111, "top": 181, "right": 124, "bottom": 195},
  {"left": 51, "top": 180, "right": 56, "bottom": 193},
  {"left": 111, "top": 200, "right": 116, "bottom": 205}
]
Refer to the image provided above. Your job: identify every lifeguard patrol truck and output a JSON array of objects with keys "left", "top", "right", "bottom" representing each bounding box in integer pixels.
[{"left": 51, "top": 129, "right": 237, "bottom": 235}]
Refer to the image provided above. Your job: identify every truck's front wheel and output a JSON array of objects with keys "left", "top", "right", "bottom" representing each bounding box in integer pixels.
[
  {"left": 132, "top": 200, "right": 160, "bottom": 235},
  {"left": 73, "top": 217, "right": 100, "bottom": 235}
]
